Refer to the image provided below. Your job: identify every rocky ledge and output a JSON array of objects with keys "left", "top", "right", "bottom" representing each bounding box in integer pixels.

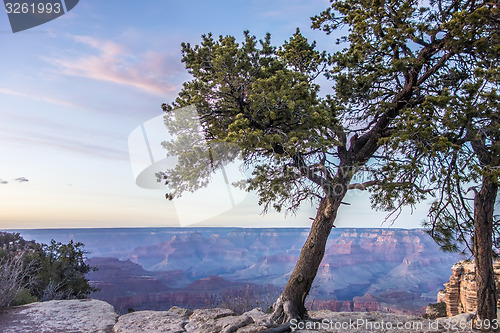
[
  {"left": 438, "top": 260, "right": 500, "bottom": 317},
  {"left": 0, "top": 299, "right": 118, "bottom": 333},
  {"left": 0, "top": 299, "right": 482, "bottom": 332}
]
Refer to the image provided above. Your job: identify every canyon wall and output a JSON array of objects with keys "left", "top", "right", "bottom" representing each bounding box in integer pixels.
[
  {"left": 437, "top": 260, "right": 500, "bottom": 316},
  {"left": 13, "top": 228, "right": 462, "bottom": 315},
  {"left": 84, "top": 228, "right": 462, "bottom": 315}
]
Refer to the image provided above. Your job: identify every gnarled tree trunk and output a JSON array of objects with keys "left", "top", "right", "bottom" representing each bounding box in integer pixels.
[
  {"left": 474, "top": 175, "right": 498, "bottom": 327},
  {"left": 271, "top": 181, "right": 349, "bottom": 323}
]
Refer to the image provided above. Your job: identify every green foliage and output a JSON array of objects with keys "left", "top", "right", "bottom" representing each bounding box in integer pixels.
[
  {"left": 0, "top": 231, "right": 37, "bottom": 255},
  {"left": 313, "top": 0, "right": 499, "bottom": 226},
  {"left": 0, "top": 232, "right": 97, "bottom": 307},
  {"left": 360, "top": 0, "right": 500, "bottom": 251},
  {"left": 163, "top": 0, "right": 498, "bottom": 221},
  {"left": 30, "top": 239, "right": 97, "bottom": 300},
  {"left": 423, "top": 302, "right": 447, "bottom": 319},
  {"left": 161, "top": 0, "right": 498, "bottom": 321},
  {"left": 163, "top": 30, "right": 338, "bottom": 213},
  {"left": 11, "top": 288, "right": 37, "bottom": 306},
  {"left": 0, "top": 255, "right": 36, "bottom": 308}
]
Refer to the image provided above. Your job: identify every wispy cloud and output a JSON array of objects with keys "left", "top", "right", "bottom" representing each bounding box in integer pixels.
[
  {"left": 0, "top": 130, "right": 128, "bottom": 161},
  {"left": 0, "top": 87, "right": 82, "bottom": 109},
  {"left": 49, "top": 36, "right": 183, "bottom": 96}
]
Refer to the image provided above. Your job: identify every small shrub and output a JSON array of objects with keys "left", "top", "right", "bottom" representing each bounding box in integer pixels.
[
  {"left": 424, "top": 302, "right": 447, "bottom": 319},
  {"left": 0, "top": 232, "right": 97, "bottom": 308},
  {"left": 0, "top": 255, "right": 37, "bottom": 308},
  {"left": 11, "top": 288, "right": 37, "bottom": 306}
]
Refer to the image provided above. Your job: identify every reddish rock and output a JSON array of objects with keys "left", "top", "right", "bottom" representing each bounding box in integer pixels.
[
  {"left": 353, "top": 294, "right": 379, "bottom": 312},
  {"left": 307, "top": 299, "right": 352, "bottom": 312},
  {"left": 437, "top": 260, "right": 500, "bottom": 317}
]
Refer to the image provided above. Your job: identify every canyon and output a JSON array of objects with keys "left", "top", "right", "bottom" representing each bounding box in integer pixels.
[{"left": 13, "top": 227, "right": 462, "bottom": 315}]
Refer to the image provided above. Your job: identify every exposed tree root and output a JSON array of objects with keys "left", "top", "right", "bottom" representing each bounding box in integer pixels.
[{"left": 270, "top": 295, "right": 307, "bottom": 325}]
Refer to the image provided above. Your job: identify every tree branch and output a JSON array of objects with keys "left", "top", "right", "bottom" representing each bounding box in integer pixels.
[
  {"left": 292, "top": 154, "right": 333, "bottom": 195},
  {"left": 348, "top": 180, "right": 433, "bottom": 194}
]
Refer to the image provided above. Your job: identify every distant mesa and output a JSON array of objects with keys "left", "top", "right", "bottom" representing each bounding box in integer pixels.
[
  {"left": 76, "top": 228, "right": 463, "bottom": 315},
  {"left": 11, "top": 228, "right": 463, "bottom": 316}
]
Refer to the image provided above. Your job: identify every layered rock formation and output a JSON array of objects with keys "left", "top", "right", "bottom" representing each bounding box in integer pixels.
[
  {"left": 87, "top": 257, "right": 281, "bottom": 314},
  {"left": 437, "top": 260, "right": 500, "bottom": 316},
  {"left": 13, "top": 228, "right": 463, "bottom": 316},
  {"left": 79, "top": 228, "right": 462, "bottom": 315}
]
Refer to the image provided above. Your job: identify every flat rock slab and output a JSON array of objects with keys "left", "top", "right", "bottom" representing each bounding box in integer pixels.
[
  {"left": 0, "top": 299, "right": 118, "bottom": 333},
  {"left": 113, "top": 307, "right": 484, "bottom": 333},
  {"left": 113, "top": 307, "right": 193, "bottom": 333}
]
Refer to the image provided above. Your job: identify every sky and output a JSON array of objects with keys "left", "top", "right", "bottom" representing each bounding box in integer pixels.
[{"left": 0, "top": 0, "right": 433, "bottom": 229}]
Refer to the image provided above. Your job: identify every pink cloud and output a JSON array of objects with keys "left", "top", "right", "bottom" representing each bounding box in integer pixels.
[{"left": 50, "top": 36, "right": 183, "bottom": 96}]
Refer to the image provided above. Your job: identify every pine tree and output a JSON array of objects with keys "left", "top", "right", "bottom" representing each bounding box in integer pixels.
[{"left": 164, "top": 0, "right": 498, "bottom": 322}]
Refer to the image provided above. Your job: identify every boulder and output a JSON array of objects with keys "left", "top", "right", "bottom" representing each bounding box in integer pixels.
[
  {"left": 113, "top": 307, "right": 192, "bottom": 333},
  {"left": 184, "top": 308, "right": 243, "bottom": 333},
  {"left": 0, "top": 299, "right": 118, "bottom": 333},
  {"left": 243, "top": 308, "right": 269, "bottom": 325},
  {"left": 0, "top": 299, "right": 487, "bottom": 333},
  {"left": 438, "top": 260, "right": 500, "bottom": 317}
]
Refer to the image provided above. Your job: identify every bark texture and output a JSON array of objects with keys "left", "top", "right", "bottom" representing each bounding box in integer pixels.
[
  {"left": 473, "top": 175, "right": 498, "bottom": 328},
  {"left": 271, "top": 185, "right": 348, "bottom": 323}
]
